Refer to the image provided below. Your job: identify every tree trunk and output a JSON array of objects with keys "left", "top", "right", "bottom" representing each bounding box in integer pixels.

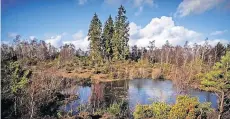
[
  {"left": 160, "top": 51, "right": 163, "bottom": 70},
  {"left": 218, "top": 91, "right": 224, "bottom": 119},
  {"left": 30, "top": 89, "right": 34, "bottom": 119},
  {"left": 14, "top": 97, "right": 17, "bottom": 116}
]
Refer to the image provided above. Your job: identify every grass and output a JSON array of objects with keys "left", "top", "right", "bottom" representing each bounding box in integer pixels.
[{"left": 28, "top": 58, "right": 164, "bottom": 83}]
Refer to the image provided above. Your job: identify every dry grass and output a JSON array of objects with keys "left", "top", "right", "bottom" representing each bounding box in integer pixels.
[{"left": 30, "top": 60, "right": 163, "bottom": 83}]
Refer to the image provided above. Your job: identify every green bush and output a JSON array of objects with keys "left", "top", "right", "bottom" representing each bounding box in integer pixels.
[
  {"left": 133, "top": 104, "right": 153, "bottom": 119},
  {"left": 106, "top": 103, "right": 122, "bottom": 115},
  {"left": 133, "top": 96, "right": 213, "bottom": 119},
  {"left": 169, "top": 95, "right": 199, "bottom": 119},
  {"left": 152, "top": 102, "right": 171, "bottom": 119}
]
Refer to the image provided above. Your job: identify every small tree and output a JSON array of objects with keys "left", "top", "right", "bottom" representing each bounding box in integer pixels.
[{"left": 200, "top": 51, "right": 230, "bottom": 119}]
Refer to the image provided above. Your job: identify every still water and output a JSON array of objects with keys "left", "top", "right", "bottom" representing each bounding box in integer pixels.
[{"left": 60, "top": 79, "right": 218, "bottom": 113}]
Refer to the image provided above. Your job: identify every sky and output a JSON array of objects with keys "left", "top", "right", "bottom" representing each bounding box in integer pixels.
[{"left": 1, "top": 0, "right": 230, "bottom": 50}]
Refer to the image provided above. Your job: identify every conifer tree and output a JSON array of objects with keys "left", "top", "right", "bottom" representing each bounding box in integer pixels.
[
  {"left": 200, "top": 51, "right": 230, "bottom": 119},
  {"left": 88, "top": 13, "right": 102, "bottom": 64},
  {"left": 112, "top": 5, "right": 130, "bottom": 60},
  {"left": 101, "top": 15, "right": 114, "bottom": 61}
]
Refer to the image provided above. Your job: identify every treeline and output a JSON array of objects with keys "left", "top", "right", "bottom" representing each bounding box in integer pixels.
[{"left": 2, "top": 5, "right": 230, "bottom": 67}]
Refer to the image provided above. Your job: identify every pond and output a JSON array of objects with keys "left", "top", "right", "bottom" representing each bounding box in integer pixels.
[{"left": 60, "top": 79, "right": 218, "bottom": 114}]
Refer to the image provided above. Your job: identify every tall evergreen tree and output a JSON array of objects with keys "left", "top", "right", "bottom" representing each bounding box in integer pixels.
[
  {"left": 101, "top": 15, "right": 114, "bottom": 61},
  {"left": 88, "top": 13, "right": 102, "bottom": 64},
  {"left": 112, "top": 5, "right": 130, "bottom": 60}
]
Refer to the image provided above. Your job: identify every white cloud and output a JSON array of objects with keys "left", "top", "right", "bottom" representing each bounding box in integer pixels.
[
  {"left": 175, "top": 0, "right": 225, "bottom": 17},
  {"left": 198, "top": 39, "right": 229, "bottom": 46},
  {"left": 45, "top": 31, "right": 89, "bottom": 51},
  {"left": 63, "top": 36, "right": 89, "bottom": 51},
  {"left": 29, "top": 36, "right": 36, "bottom": 40},
  {"left": 78, "top": 0, "right": 87, "bottom": 5},
  {"left": 210, "top": 30, "right": 228, "bottom": 36},
  {"left": 129, "top": 16, "right": 227, "bottom": 48},
  {"left": 63, "top": 30, "right": 89, "bottom": 51},
  {"left": 45, "top": 35, "right": 63, "bottom": 48},
  {"left": 72, "top": 30, "right": 84, "bottom": 40},
  {"left": 129, "top": 22, "right": 141, "bottom": 36},
  {"left": 7, "top": 32, "right": 18, "bottom": 38},
  {"left": 134, "top": 0, "right": 154, "bottom": 7},
  {"left": 1, "top": 40, "right": 10, "bottom": 44}
]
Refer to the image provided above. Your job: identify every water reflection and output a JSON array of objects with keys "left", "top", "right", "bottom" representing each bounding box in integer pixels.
[{"left": 60, "top": 79, "right": 218, "bottom": 113}]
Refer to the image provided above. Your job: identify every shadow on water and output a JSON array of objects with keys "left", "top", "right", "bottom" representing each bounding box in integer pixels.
[
  {"left": 59, "top": 79, "right": 218, "bottom": 116},
  {"left": 39, "top": 92, "right": 68, "bottom": 118}
]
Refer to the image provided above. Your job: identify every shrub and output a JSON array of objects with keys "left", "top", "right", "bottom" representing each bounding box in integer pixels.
[
  {"left": 152, "top": 102, "right": 171, "bottom": 119},
  {"left": 106, "top": 103, "right": 121, "bottom": 116},
  {"left": 196, "top": 102, "right": 214, "bottom": 118},
  {"left": 133, "top": 104, "right": 153, "bottom": 119},
  {"left": 169, "top": 95, "right": 199, "bottom": 119},
  {"left": 133, "top": 96, "right": 213, "bottom": 119}
]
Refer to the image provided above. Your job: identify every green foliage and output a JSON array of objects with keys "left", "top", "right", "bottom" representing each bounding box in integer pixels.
[
  {"left": 10, "top": 62, "right": 31, "bottom": 93},
  {"left": 133, "top": 104, "right": 153, "bottom": 119},
  {"left": 102, "top": 15, "right": 114, "bottom": 61},
  {"left": 196, "top": 102, "right": 214, "bottom": 118},
  {"left": 88, "top": 13, "right": 103, "bottom": 64},
  {"left": 134, "top": 96, "right": 213, "bottom": 119},
  {"left": 93, "top": 108, "right": 104, "bottom": 115},
  {"left": 199, "top": 51, "right": 230, "bottom": 117},
  {"left": 106, "top": 102, "right": 122, "bottom": 115},
  {"left": 200, "top": 51, "right": 230, "bottom": 93},
  {"left": 112, "top": 5, "right": 129, "bottom": 60},
  {"left": 169, "top": 95, "right": 199, "bottom": 119},
  {"left": 152, "top": 102, "right": 171, "bottom": 119},
  {"left": 134, "top": 102, "right": 171, "bottom": 119}
]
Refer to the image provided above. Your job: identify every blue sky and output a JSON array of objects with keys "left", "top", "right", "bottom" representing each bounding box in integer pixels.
[{"left": 1, "top": 0, "right": 230, "bottom": 49}]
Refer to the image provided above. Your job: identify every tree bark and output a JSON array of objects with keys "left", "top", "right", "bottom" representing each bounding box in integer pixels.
[{"left": 218, "top": 91, "right": 224, "bottom": 119}]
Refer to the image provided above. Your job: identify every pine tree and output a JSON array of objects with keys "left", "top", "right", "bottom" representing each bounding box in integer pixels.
[
  {"left": 112, "top": 5, "right": 130, "bottom": 60},
  {"left": 101, "top": 15, "right": 114, "bottom": 61},
  {"left": 200, "top": 51, "right": 230, "bottom": 119},
  {"left": 88, "top": 13, "right": 102, "bottom": 64}
]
